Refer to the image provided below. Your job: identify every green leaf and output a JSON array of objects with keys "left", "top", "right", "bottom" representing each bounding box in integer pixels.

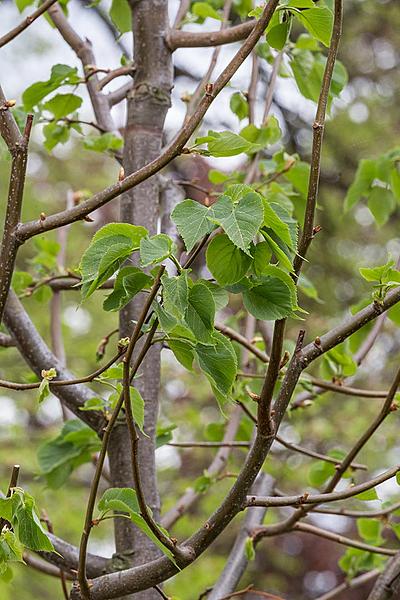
[
  {"left": 359, "top": 258, "right": 395, "bottom": 283},
  {"left": 243, "top": 277, "right": 294, "bottom": 320},
  {"left": 192, "top": 2, "right": 222, "bottom": 20},
  {"left": 206, "top": 234, "right": 252, "bottom": 286},
  {"left": 84, "top": 132, "right": 123, "bottom": 153},
  {"left": 43, "top": 93, "right": 82, "bottom": 120},
  {"left": 171, "top": 199, "right": 214, "bottom": 253},
  {"left": 130, "top": 388, "right": 145, "bottom": 435},
  {"left": 97, "top": 488, "right": 176, "bottom": 564},
  {"left": 344, "top": 159, "right": 377, "bottom": 211},
  {"left": 98, "top": 488, "right": 140, "bottom": 515},
  {"left": 195, "top": 331, "right": 237, "bottom": 403},
  {"left": 230, "top": 92, "right": 249, "bottom": 121},
  {"left": 38, "top": 378, "right": 50, "bottom": 404},
  {"left": 290, "top": 51, "right": 347, "bottom": 106},
  {"left": 367, "top": 187, "right": 395, "bottom": 226},
  {"left": 16, "top": 0, "right": 35, "bottom": 11},
  {"left": 161, "top": 272, "right": 189, "bottom": 320},
  {"left": 206, "top": 131, "right": 253, "bottom": 157},
  {"left": 261, "top": 231, "right": 293, "bottom": 271},
  {"left": 253, "top": 242, "right": 273, "bottom": 276},
  {"left": 354, "top": 488, "right": 379, "bottom": 501},
  {"left": 92, "top": 223, "right": 148, "bottom": 246},
  {"left": 245, "top": 536, "right": 255, "bottom": 561},
  {"left": 202, "top": 281, "right": 229, "bottom": 311},
  {"left": 259, "top": 266, "right": 300, "bottom": 310},
  {"left": 43, "top": 122, "right": 70, "bottom": 151},
  {"left": 185, "top": 282, "right": 215, "bottom": 343},
  {"left": 209, "top": 192, "right": 264, "bottom": 254},
  {"left": 168, "top": 339, "right": 195, "bottom": 371},
  {"left": 0, "top": 498, "right": 13, "bottom": 523},
  {"left": 103, "top": 266, "right": 152, "bottom": 312},
  {"left": 140, "top": 234, "right": 173, "bottom": 266},
  {"left": 262, "top": 199, "right": 294, "bottom": 249},
  {"left": 308, "top": 461, "right": 335, "bottom": 487},
  {"left": 357, "top": 519, "right": 382, "bottom": 544},
  {"left": 109, "top": 0, "right": 131, "bottom": 33},
  {"left": 266, "top": 21, "right": 290, "bottom": 50},
  {"left": 296, "top": 7, "right": 333, "bottom": 47},
  {"left": 22, "top": 64, "right": 80, "bottom": 111},
  {"left": 12, "top": 492, "right": 54, "bottom": 552}
]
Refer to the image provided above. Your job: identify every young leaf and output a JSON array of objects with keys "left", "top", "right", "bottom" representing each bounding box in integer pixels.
[
  {"left": 11, "top": 492, "right": 54, "bottom": 552},
  {"left": 109, "top": 0, "right": 131, "bottom": 33},
  {"left": 296, "top": 7, "right": 333, "bottom": 47},
  {"left": 103, "top": 266, "right": 152, "bottom": 312},
  {"left": 168, "top": 339, "right": 195, "bottom": 371},
  {"left": 230, "top": 92, "right": 249, "bottom": 121},
  {"left": 84, "top": 133, "right": 123, "bottom": 153},
  {"left": 43, "top": 93, "right": 82, "bottom": 120},
  {"left": 209, "top": 192, "right": 264, "bottom": 254},
  {"left": 171, "top": 199, "right": 214, "bottom": 253},
  {"left": 130, "top": 387, "right": 145, "bottom": 435},
  {"left": 98, "top": 488, "right": 140, "bottom": 515},
  {"left": 140, "top": 234, "right": 173, "bottom": 266},
  {"left": 206, "top": 234, "right": 252, "bottom": 286},
  {"left": 22, "top": 65, "right": 80, "bottom": 111}
]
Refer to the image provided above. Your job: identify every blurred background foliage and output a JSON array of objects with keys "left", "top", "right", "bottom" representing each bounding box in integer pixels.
[{"left": 0, "top": 0, "right": 399, "bottom": 598}]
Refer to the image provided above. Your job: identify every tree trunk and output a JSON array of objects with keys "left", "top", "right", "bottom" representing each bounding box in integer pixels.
[{"left": 109, "top": 1, "right": 173, "bottom": 598}]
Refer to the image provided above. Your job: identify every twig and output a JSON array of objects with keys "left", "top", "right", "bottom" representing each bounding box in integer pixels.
[
  {"left": 0, "top": 465, "right": 20, "bottom": 530},
  {"left": 246, "top": 465, "right": 400, "bottom": 508},
  {"left": 167, "top": 20, "right": 255, "bottom": 50},
  {"left": 293, "top": 0, "right": 343, "bottom": 276},
  {"left": 0, "top": 109, "right": 33, "bottom": 324},
  {"left": 0, "top": 0, "right": 58, "bottom": 48},
  {"left": 315, "top": 570, "right": 379, "bottom": 600},
  {"left": 77, "top": 268, "right": 165, "bottom": 598}
]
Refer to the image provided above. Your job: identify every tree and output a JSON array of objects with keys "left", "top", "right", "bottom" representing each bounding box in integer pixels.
[{"left": 0, "top": 0, "right": 399, "bottom": 599}]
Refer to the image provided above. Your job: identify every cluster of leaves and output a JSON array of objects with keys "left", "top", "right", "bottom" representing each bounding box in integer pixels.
[
  {"left": 345, "top": 147, "right": 400, "bottom": 226},
  {"left": 95, "top": 488, "right": 176, "bottom": 563},
  {"left": 0, "top": 489, "right": 54, "bottom": 581},
  {"left": 78, "top": 176, "right": 304, "bottom": 408}
]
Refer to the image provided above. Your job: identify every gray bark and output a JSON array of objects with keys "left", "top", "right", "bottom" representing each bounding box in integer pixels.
[{"left": 108, "top": 2, "right": 173, "bottom": 598}]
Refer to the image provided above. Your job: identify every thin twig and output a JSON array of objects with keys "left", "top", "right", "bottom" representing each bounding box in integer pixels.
[{"left": 0, "top": 0, "right": 58, "bottom": 48}]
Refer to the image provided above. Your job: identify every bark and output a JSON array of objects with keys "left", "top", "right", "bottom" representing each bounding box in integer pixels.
[{"left": 107, "top": 2, "right": 173, "bottom": 598}]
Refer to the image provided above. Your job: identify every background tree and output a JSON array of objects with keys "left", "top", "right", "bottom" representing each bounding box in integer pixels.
[{"left": 0, "top": 1, "right": 399, "bottom": 600}]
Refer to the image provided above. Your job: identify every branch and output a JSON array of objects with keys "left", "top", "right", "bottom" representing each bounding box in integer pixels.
[
  {"left": 167, "top": 20, "right": 255, "bottom": 50},
  {"left": 245, "top": 465, "right": 400, "bottom": 508},
  {"left": 16, "top": 0, "right": 280, "bottom": 241},
  {"left": 47, "top": 2, "right": 115, "bottom": 133},
  {"left": 77, "top": 269, "right": 165, "bottom": 598},
  {"left": 292, "top": 522, "right": 396, "bottom": 556},
  {"left": 313, "top": 500, "right": 400, "bottom": 519},
  {"left": 0, "top": 0, "right": 58, "bottom": 48},
  {"left": 0, "top": 105, "right": 33, "bottom": 324},
  {"left": 3, "top": 290, "right": 104, "bottom": 432},
  {"left": 208, "top": 475, "right": 274, "bottom": 600},
  {"left": 367, "top": 553, "right": 400, "bottom": 600},
  {"left": 315, "top": 570, "right": 379, "bottom": 600},
  {"left": 293, "top": 0, "right": 343, "bottom": 276}
]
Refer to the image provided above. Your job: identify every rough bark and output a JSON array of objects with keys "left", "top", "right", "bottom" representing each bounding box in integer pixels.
[{"left": 107, "top": 2, "right": 173, "bottom": 598}]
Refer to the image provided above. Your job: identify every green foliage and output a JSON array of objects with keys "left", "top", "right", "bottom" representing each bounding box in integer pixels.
[
  {"left": 22, "top": 65, "right": 80, "bottom": 112},
  {"left": 209, "top": 192, "right": 264, "bottom": 254},
  {"left": 0, "top": 489, "right": 54, "bottom": 575},
  {"left": 171, "top": 199, "right": 214, "bottom": 253},
  {"left": 230, "top": 92, "right": 249, "bottom": 121},
  {"left": 103, "top": 266, "right": 152, "bottom": 312},
  {"left": 109, "top": 0, "right": 131, "bottom": 33},
  {"left": 37, "top": 420, "right": 101, "bottom": 488},
  {"left": 96, "top": 488, "right": 176, "bottom": 563},
  {"left": 129, "top": 387, "right": 145, "bottom": 435},
  {"left": 43, "top": 93, "right": 82, "bottom": 120},
  {"left": 140, "top": 234, "right": 173, "bottom": 266},
  {"left": 206, "top": 234, "right": 252, "bottom": 285},
  {"left": 83, "top": 133, "right": 123, "bottom": 153},
  {"left": 290, "top": 50, "right": 347, "bottom": 106},
  {"left": 359, "top": 257, "right": 400, "bottom": 302},
  {"left": 242, "top": 276, "right": 294, "bottom": 320},
  {"left": 344, "top": 148, "right": 400, "bottom": 223},
  {"left": 79, "top": 223, "right": 147, "bottom": 300}
]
